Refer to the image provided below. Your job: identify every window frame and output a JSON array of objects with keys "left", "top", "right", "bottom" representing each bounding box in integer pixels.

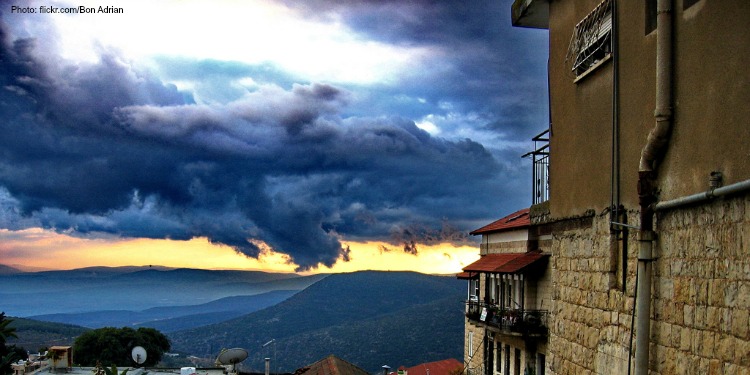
[{"left": 566, "top": 0, "right": 614, "bottom": 81}]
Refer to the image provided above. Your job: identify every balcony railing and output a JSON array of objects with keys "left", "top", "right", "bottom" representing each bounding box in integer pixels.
[
  {"left": 465, "top": 300, "right": 549, "bottom": 337},
  {"left": 522, "top": 129, "right": 550, "bottom": 205}
]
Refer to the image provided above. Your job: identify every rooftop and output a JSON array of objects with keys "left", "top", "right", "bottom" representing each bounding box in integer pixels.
[
  {"left": 400, "top": 359, "right": 462, "bottom": 375},
  {"left": 469, "top": 208, "right": 530, "bottom": 235},
  {"left": 462, "top": 251, "right": 549, "bottom": 274}
]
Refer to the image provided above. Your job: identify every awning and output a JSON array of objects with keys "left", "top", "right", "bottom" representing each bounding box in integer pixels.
[
  {"left": 463, "top": 253, "right": 525, "bottom": 272},
  {"left": 494, "top": 251, "right": 549, "bottom": 273},
  {"left": 462, "top": 251, "right": 549, "bottom": 274}
]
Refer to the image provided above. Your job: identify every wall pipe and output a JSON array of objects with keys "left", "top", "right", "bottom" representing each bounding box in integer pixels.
[
  {"left": 635, "top": 0, "right": 673, "bottom": 374},
  {"left": 655, "top": 179, "right": 750, "bottom": 212}
]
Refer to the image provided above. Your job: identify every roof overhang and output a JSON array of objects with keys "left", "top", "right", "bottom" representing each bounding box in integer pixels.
[
  {"left": 511, "top": 0, "right": 550, "bottom": 29},
  {"left": 470, "top": 208, "right": 530, "bottom": 235},
  {"left": 456, "top": 271, "right": 479, "bottom": 280},
  {"left": 462, "top": 251, "right": 549, "bottom": 274}
]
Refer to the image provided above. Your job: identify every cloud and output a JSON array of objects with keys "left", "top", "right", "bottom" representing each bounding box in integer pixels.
[
  {"left": 282, "top": 0, "right": 550, "bottom": 144},
  {"left": 0, "top": 18, "right": 536, "bottom": 271}
]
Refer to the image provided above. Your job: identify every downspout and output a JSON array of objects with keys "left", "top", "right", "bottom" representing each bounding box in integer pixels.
[{"left": 635, "top": 0, "right": 672, "bottom": 374}]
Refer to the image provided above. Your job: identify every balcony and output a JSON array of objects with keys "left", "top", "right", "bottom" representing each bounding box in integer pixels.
[
  {"left": 465, "top": 300, "right": 549, "bottom": 337},
  {"left": 522, "top": 129, "right": 549, "bottom": 205}
]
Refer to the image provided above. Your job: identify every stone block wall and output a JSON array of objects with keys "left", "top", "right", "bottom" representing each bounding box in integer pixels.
[
  {"left": 650, "top": 194, "right": 750, "bottom": 374},
  {"left": 546, "top": 209, "right": 636, "bottom": 375},
  {"left": 465, "top": 321, "right": 487, "bottom": 374},
  {"left": 545, "top": 193, "right": 750, "bottom": 374}
]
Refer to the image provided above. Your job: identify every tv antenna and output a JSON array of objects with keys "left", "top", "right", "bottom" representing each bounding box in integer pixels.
[
  {"left": 216, "top": 348, "right": 249, "bottom": 374},
  {"left": 131, "top": 346, "right": 147, "bottom": 367}
]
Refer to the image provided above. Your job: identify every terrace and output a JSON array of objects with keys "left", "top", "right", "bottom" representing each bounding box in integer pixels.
[{"left": 465, "top": 300, "right": 549, "bottom": 337}]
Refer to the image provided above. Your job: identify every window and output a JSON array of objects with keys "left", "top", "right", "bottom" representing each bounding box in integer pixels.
[
  {"left": 514, "top": 349, "right": 521, "bottom": 375},
  {"left": 469, "top": 278, "right": 479, "bottom": 300},
  {"left": 537, "top": 354, "right": 546, "bottom": 375},
  {"left": 496, "top": 345, "right": 503, "bottom": 374},
  {"left": 504, "top": 345, "right": 510, "bottom": 375},
  {"left": 566, "top": 0, "right": 613, "bottom": 79},
  {"left": 645, "top": 0, "right": 657, "bottom": 34},
  {"left": 486, "top": 339, "right": 494, "bottom": 375},
  {"left": 469, "top": 332, "right": 474, "bottom": 355}
]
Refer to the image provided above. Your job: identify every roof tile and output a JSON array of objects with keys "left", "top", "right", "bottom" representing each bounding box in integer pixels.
[{"left": 469, "top": 208, "right": 530, "bottom": 235}]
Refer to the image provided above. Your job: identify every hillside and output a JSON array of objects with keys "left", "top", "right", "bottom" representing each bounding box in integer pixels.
[
  {"left": 168, "top": 271, "right": 465, "bottom": 373},
  {"left": 274, "top": 295, "right": 465, "bottom": 373},
  {"left": 0, "top": 264, "right": 23, "bottom": 275},
  {"left": 28, "top": 290, "right": 299, "bottom": 332},
  {"left": 6, "top": 317, "right": 89, "bottom": 352}
]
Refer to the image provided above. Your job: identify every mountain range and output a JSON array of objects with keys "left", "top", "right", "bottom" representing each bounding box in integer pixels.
[
  {"left": 3, "top": 266, "right": 466, "bottom": 374},
  {"left": 168, "top": 271, "right": 465, "bottom": 373},
  {"left": 0, "top": 265, "right": 325, "bottom": 318}
]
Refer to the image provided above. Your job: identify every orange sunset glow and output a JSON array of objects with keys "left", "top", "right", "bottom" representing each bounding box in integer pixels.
[{"left": 0, "top": 228, "right": 480, "bottom": 275}]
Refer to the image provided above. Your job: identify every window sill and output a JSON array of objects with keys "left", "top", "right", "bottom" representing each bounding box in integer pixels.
[{"left": 573, "top": 53, "right": 612, "bottom": 84}]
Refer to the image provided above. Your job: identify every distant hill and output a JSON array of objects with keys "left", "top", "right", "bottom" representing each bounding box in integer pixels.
[
  {"left": 278, "top": 295, "right": 464, "bottom": 373},
  {"left": 168, "top": 271, "right": 465, "bottom": 373},
  {"left": 0, "top": 267, "right": 326, "bottom": 317},
  {"left": 6, "top": 317, "right": 89, "bottom": 351},
  {"left": 0, "top": 264, "right": 23, "bottom": 275},
  {"left": 29, "top": 290, "right": 299, "bottom": 332}
]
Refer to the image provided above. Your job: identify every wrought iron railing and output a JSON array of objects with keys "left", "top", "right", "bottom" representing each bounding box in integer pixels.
[
  {"left": 522, "top": 129, "right": 550, "bottom": 205},
  {"left": 465, "top": 300, "right": 549, "bottom": 337}
]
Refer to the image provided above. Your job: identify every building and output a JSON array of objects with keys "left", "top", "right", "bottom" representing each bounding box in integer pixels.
[
  {"left": 292, "top": 354, "right": 369, "bottom": 375},
  {"left": 508, "top": 0, "right": 750, "bottom": 374},
  {"left": 396, "top": 358, "right": 463, "bottom": 375},
  {"left": 459, "top": 208, "right": 553, "bottom": 375},
  {"left": 48, "top": 346, "right": 73, "bottom": 373}
]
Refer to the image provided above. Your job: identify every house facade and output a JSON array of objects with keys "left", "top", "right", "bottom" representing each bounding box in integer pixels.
[
  {"left": 460, "top": 208, "right": 553, "bottom": 375},
  {"left": 508, "top": 0, "right": 750, "bottom": 374}
]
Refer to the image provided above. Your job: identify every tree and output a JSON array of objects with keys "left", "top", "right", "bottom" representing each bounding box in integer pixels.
[
  {"left": 73, "top": 327, "right": 170, "bottom": 367},
  {"left": 0, "top": 312, "right": 20, "bottom": 375}
]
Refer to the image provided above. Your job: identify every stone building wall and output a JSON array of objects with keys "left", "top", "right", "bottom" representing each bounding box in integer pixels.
[
  {"left": 465, "top": 320, "right": 487, "bottom": 375},
  {"left": 545, "top": 193, "right": 750, "bottom": 374},
  {"left": 546, "top": 209, "right": 636, "bottom": 375},
  {"left": 650, "top": 194, "right": 750, "bottom": 374}
]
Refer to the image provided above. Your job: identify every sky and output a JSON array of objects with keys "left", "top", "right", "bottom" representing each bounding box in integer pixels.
[{"left": 0, "top": 0, "right": 548, "bottom": 274}]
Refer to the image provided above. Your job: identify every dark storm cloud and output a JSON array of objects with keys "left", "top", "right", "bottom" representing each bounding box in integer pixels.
[
  {"left": 283, "top": 0, "right": 549, "bottom": 141},
  {"left": 0, "top": 18, "right": 528, "bottom": 270}
]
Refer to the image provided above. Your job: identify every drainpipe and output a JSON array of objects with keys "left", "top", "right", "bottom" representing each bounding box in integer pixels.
[
  {"left": 655, "top": 178, "right": 750, "bottom": 212},
  {"left": 635, "top": 0, "right": 672, "bottom": 374}
]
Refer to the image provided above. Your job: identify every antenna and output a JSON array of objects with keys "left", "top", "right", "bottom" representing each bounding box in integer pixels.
[
  {"left": 131, "top": 346, "right": 147, "bottom": 366},
  {"left": 216, "top": 348, "right": 249, "bottom": 374}
]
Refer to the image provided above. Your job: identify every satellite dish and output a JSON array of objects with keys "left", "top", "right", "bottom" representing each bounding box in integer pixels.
[
  {"left": 131, "top": 346, "right": 147, "bottom": 365},
  {"left": 216, "top": 348, "right": 248, "bottom": 373}
]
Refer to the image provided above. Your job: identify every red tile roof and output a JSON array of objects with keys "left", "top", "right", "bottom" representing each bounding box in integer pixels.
[
  {"left": 494, "top": 251, "right": 549, "bottom": 273},
  {"left": 462, "top": 251, "right": 548, "bottom": 274},
  {"left": 293, "top": 355, "right": 370, "bottom": 375},
  {"left": 469, "top": 208, "right": 530, "bottom": 235},
  {"left": 402, "top": 359, "right": 462, "bottom": 375},
  {"left": 462, "top": 253, "right": 526, "bottom": 272}
]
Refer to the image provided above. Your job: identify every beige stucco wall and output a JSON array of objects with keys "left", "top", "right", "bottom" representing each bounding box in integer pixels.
[
  {"left": 546, "top": 0, "right": 750, "bottom": 220},
  {"left": 658, "top": 1, "right": 750, "bottom": 200}
]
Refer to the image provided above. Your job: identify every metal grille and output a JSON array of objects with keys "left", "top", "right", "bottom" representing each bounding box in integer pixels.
[
  {"left": 566, "top": 0, "right": 613, "bottom": 76},
  {"left": 523, "top": 130, "right": 550, "bottom": 205}
]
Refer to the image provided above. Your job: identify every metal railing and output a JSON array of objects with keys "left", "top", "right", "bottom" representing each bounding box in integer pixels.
[
  {"left": 465, "top": 300, "right": 549, "bottom": 337},
  {"left": 522, "top": 129, "right": 550, "bottom": 205}
]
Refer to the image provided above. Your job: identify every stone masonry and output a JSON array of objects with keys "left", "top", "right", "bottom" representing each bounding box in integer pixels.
[{"left": 544, "top": 193, "right": 750, "bottom": 375}]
